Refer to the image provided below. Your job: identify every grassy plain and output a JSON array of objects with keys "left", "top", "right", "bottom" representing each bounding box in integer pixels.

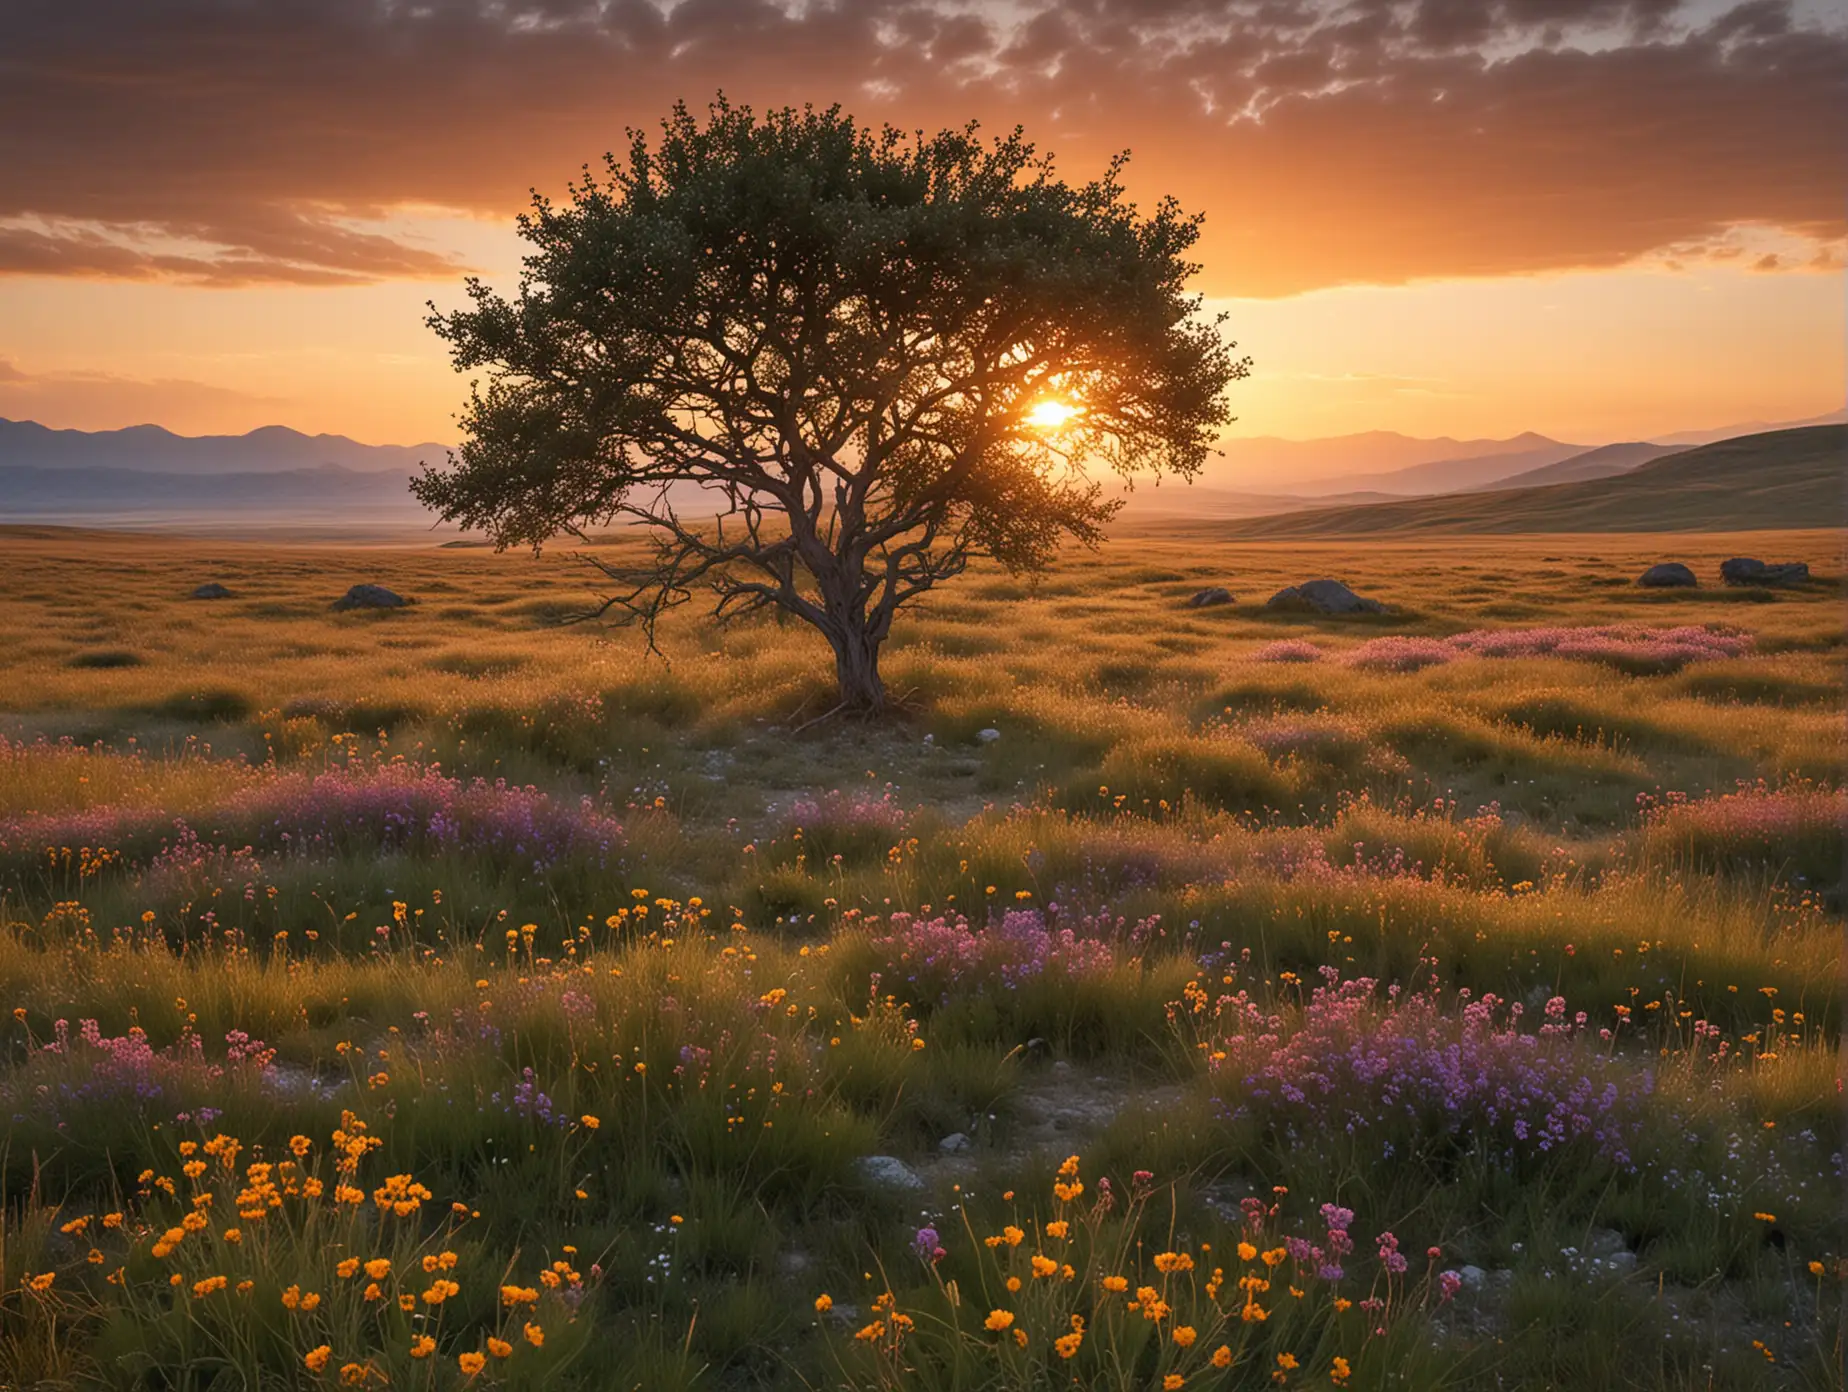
[{"left": 0, "top": 522, "right": 1842, "bottom": 1390}]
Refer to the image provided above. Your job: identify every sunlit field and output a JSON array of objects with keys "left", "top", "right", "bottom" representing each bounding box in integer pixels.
[{"left": 0, "top": 523, "right": 1841, "bottom": 1390}]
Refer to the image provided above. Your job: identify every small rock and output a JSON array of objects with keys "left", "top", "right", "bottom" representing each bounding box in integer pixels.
[
  {"left": 938, "top": 1133, "right": 972, "bottom": 1155},
  {"left": 1636, "top": 563, "right": 1697, "bottom": 588},
  {"left": 1266, "top": 578, "right": 1384, "bottom": 615},
  {"left": 1603, "top": 1251, "right": 1638, "bottom": 1275},
  {"left": 1187, "top": 587, "right": 1234, "bottom": 608},
  {"left": 854, "top": 1156, "right": 925, "bottom": 1192},
  {"left": 331, "top": 583, "right": 409, "bottom": 611},
  {"left": 191, "top": 582, "right": 234, "bottom": 600},
  {"left": 1720, "top": 557, "right": 1809, "bottom": 587},
  {"left": 1585, "top": 1228, "right": 1628, "bottom": 1259},
  {"left": 1456, "top": 1265, "right": 1489, "bottom": 1292},
  {"left": 976, "top": 728, "right": 1001, "bottom": 743}
]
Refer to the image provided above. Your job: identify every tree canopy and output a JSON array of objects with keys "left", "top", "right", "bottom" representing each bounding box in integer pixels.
[{"left": 414, "top": 97, "right": 1248, "bottom": 710}]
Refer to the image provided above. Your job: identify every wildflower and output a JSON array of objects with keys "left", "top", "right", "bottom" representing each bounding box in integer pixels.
[
  {"left": 337, "top": 1258, "right": 360, "bottom": 1279},
  {"left": 1173, "top": 1325, "right": 1197, "bottom": 1347},
  {"left": 27, "top": 1272, "right": 55, "bottom": 1293},
  {"left": 223, "top": 1229, "right": 242, "bottom": 1244},
  {"left": 1031, "top": 1255, "right": 1059, "bottom": 1278},
  {"left": 984, "top": 1309, "right": 1015, "bottom": 1332},
  {"left": 524, "top": 1323, "right": 544, "bottom": 1348},
  {"left": 1331, "top": 1356, "right": 1352, "bottom": 1384},
  {"left": 458, "top": 1351, "right": 486, "bottom": 1376},
  {"left": 1014, "top": 1328, "right": 1028, "bottom": 1348},
  {"left": 422, "top": 1279, "right": 461, "bottom": 1305},
  {"left": 409, "top": 1337, "right": 435, "bottom": 1359},
  {"left": 1754, "top": 1212, "right": 1777, "bottom": 1223},
  {"left": 1005, "top": 1276, "right": 1022, "bottom": 1293},
  {"left": 1102, "top": 1275, "right": 1129, "bottom": 1293},
  {"left": 854, "top": 1322, "right": 886, "bottom": 1342},
  {"left": 1154, "top": 1251, "right": 1194, "bottom": 1274},
  {"left": 399, "top": 1294, "right": 416, "bottom": 1312},
  {"left": 1212, "top": 1345, "right": 1234, "bottom": 1368},
  {"left": 488, "top": 1338, "right": 512, "bottom": 1359},
  {"left": 1809, "top": 1261, "right": 1825, "bottom": 1276},
  {"left": 193, "top": 1276, "right": 228, "bottom": 1297},
  {"left": 365, "top": 1258, "right": 391, "bottom": 1280},
  {"left": 1261, "top": 1247, "right": 1286, "bottom": 1268},
  {"left": 304, "top": 1346, "right": 332, "bottom": 1374},
  {"left": 501, "top": 1285, "right": 539, "bottom": 1307},
  {"left": 1055, "top": 1331, "right": 1083, "bottom": 1358},
  {"left": 1238, "top": 1241, "right": 1258, "bottom": 1261},
  {"left": 1165, "top": 1378, "right": 1184, "bottom": 1390},
  {"left": 815, "top": 1293, "right": 833, "bottom": 1314},
  {"left": 580, "top": 1115, "right": 600, "bottom": 1130},
  {"left": 1277, "top": 1353, "right": 1298, "bottom": 1371},
  {"left": 1045, "top": 1220, "right": 1070, "bottom": 1239}
]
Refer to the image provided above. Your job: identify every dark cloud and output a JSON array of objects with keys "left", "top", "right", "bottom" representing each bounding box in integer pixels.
[{"left": 0, "top": 0, "right": 1840, "bottom": 295}]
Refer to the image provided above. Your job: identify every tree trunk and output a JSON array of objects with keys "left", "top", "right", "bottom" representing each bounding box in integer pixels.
[{"left": 829, "top": 624, "right": 887, "bottom": 711}]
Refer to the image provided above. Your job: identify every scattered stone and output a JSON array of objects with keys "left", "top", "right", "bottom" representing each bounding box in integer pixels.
[
  {"left": 976, "top": 728, "right": 1002, "bottom": 743},
  {"left": 1187, "top": 587, "right": 1234, "bottom": 608},
  {"left": 1585, "top": 1228, "right": 1628, "bottom": 1259},
  {"left": 1456, "top": 1265, "right": 1489, "bottom": 1293},
  {"left": 1636, "top": 563, "right": 1697, "bottom": 588},
  {"left": 1265, "top": 578, "right": 1385, "bottom": 615},
  {"left": 938, "top": 1133, "right": 972, "bottom": 1155},
  {"left": 331, "top": 583, "right": 409, "bottom": 611},
  {"left": 1720, "top": 557, "right": 1809, "bottom": 587},
  {"left": 854, "top": 1156, "right": 926, "bottom": 1192},
  {"left": 191, "top": 582, "right": 234, "bottom": 600}
]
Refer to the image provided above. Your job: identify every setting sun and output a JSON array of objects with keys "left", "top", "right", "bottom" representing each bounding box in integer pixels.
[{"left": 1025, "top": 400, "right": 1078, "bottom": 430}]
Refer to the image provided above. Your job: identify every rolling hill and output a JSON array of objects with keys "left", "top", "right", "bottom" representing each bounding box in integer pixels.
[
  {"left": 1469, "top": 440, "right": 1679, "bottom": 492},
  {"left": 1215, "top": 426, "right": 1846, "bottom": 536}
]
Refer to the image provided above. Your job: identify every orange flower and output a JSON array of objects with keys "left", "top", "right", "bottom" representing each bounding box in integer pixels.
[
  {"left": 304, "top": 1346, "right": 332, "bottom": 1374},
  {"left": 984, "top": 1310, "right": 1015, "bottom": 1332},
  {"left": 523, "top": 1322, "right": 544, "bottom": 1348},
  {"left": 1172, "top": 1325, "right": 1197, "bottom": 1348},
  {"left": 814, "top": 1294, "right": 833, "bottom": 1313},
  {"left": 487, "top": 1338, "right": 513, "bottom": 1359},
  {"left": 1212, "top": 1345, "right": 1234, "bottom": 1369},
  {"left": 409, "top": 1336, "right": 436, "bottom": 1360},
  {"left": 457, "top": 1351, "right": 486, "bottom": 1376}
]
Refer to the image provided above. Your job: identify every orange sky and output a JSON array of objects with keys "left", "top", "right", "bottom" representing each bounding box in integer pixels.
[{"left": 0, "top": 1, "right": 1842, "bottom": 447}]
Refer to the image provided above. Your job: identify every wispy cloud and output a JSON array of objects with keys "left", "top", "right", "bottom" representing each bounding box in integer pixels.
[{"left": 0, "top": 1, "right": 1839, "bottom": 295}]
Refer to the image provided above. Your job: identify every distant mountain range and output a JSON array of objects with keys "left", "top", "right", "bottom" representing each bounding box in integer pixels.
[
  {"left": 1214, "top": 426, "right": 1846, "bottom": 536},
  {"left": 0, "top": 418, "right": 449, "bottom": 475},
  {"left": 1, "top": 410, "right": 1842, "bottom": 530},
  {"left": 1202, "top": 430, "right": 1577, "bottom": 492}
]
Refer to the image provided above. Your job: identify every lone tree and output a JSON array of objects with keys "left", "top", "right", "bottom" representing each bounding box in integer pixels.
[{"left": 414, "top": 98, "right": 1246, "bottom": 712}]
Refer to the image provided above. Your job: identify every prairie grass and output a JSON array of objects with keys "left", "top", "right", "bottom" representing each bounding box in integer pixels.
[{"left": 0, "top": 523, "right": 1840, "bottom": 1389}]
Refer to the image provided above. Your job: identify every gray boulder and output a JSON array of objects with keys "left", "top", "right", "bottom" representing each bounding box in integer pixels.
[
  {"left": 191, "top": 582, "right": 234, "bottom": 600},
  {"left": 854, "top": 1155, "right": 926, "bottom": 1191},
  {"left": 1720, "top": 557, "right": 1808, "bottom": 587},
  {"left": 1187, "top": 587, "right": 1234, "bottom": 608},
  {"left": 1266, "top": 578, "right": 1384, "bottom": 615},
  {"left": 331, "top": 584, "right": 408, "bottom": 611},
  {"left": 1636, "top": 563, "right": 1697, "bottom": 588}
]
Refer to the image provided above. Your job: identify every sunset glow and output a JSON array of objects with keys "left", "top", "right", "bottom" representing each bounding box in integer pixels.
[{"left": 1024, "top": 400, "right": 1079, "bottom": 431}]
